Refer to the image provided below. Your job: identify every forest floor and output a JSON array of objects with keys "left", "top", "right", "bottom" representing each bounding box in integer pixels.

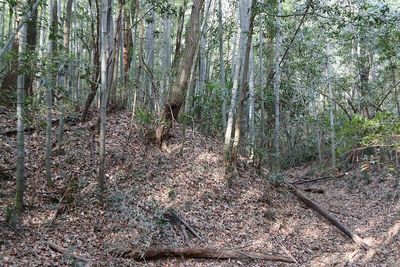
[{"left": 0, "top": 110, "right": 399, "bottom": 266}]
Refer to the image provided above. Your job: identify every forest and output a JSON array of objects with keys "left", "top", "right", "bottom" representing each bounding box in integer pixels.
[{"left": 0, "top": 0, "right": 399, "bottom": 265}]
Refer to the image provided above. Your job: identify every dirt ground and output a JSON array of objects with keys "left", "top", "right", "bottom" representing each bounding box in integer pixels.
[{"left": 1, "top": 111, "right": 399, "bottom": 266}]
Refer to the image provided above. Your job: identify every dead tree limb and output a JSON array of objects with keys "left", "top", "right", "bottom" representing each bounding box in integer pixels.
[
  {"left": 112, "top": 247, "right": 296, "bottom": 263},
  {"left": 46, "top": 241, "right": 92, "bottom": 262},
  {"left": 285, "top": 183, "right": 371, "bottom": 250},
  {"left": 291, "top": 172, "right": 348, "bottom": 185},
  {"left": 164, "top": 209, "right": 206, "bottom": 243}
]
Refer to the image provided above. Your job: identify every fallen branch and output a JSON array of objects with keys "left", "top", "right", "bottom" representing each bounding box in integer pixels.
[
  {"left": 292, "top": 167, "right": 352, "bottom": 185},
  {"left": 1, "top": 116, "right": 78, "bottom": 136},
  {"left": 303, "top": 187, "right": 325, "bottom": 194},
  {"left": 112, "top": 247, "right": 296, "bottom": 263},
  {"left": 164, "top": 209, "right": 206, "bottom": 243},
  {"left": 46, "top": 241, "right": 92, "bottom": 262},
  {"left": 285, "top": 183, "right": 371, "bottom": 250},
  {"left": 292, "top": 172, "right": 347, "bottom": 185}
]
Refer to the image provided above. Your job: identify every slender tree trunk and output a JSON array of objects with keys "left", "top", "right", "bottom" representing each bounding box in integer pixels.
[
  {"left": 0, "top": 2, "right": 5, "bottom": 47},
  {"left": 24, "top": 0, "right": 38, "bottom": 96},
  {"left": 218, "top": 0, "right": 227, "bottom": 129},
  {"left": 171, "top": 0, "right": 188, "bottom": 69},
  {"left": 99, "top": 0, "right": 112, "bottom": 197},
  {"left": 223, "top": 6, "right": 246, "bottom": 164},
  {"left": 390, "top": 60, "right": 400, "bottom": 118},
  {"left": 273, "top": 0, "right": 282, "bottom": 169},
  {"left": 327, "top": 45, "right": 336, "bottom": 170},
  {"left": 161, "top": 9, "right": 172, "bottom": 108},
  {"left": 81, "top": 0, "right": 100, "bottom": 122},
  {"left": 248, "top": 47, "right": 255, "bottom": 160},
  {"left": 134, "top": 0, "right": 144, "bottom": 113},
  {"left": 144, "top": 8, "right": 155, "bottom": 110},
  {"left": 45, "top": 0, "right": 57, "bottom": 189},
  {"left": 357, "top": 31, "right": 370, "bottom": 117},
  {"left": 258, "top": 15, "right": 266, "bottom": 160},
  {"left": 15, "top": 21, "right": 27, "bottom": 220},
  {"left": 154, "top": 0, "right": 205, "bottom": 146},
  {"left": 230, "top": 0, "right": 256, "bottom": 166}
]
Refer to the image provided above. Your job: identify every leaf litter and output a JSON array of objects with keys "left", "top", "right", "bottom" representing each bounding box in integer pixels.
[{"left": 0, "top": 110, "right": 399, "bottom": 266}]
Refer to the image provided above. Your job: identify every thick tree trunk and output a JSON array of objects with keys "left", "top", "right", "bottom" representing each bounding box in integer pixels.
[{"left": 153, "top": 0, "right": 205, "bottom": 146}]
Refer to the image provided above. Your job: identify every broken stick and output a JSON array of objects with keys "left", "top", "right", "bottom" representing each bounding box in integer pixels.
[
  {"left": 113, "top": 247, "right": 296, "bottom": 263},
  {"left": 164, "top": 209, "right": 206, "bottom": 243},
  {"left": 285, "top": 183, "right": 371, "bottom": 250}
]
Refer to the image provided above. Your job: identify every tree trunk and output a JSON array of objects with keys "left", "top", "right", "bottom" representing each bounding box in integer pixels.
[
  {"left": 248, "top": 47, "right": 255, "bottom": 160},
  {"left": 327, "top": 45, "right": 336, "bottom": 170},
  {"left": 99, "top": 0, "right": 113, "bottom": 197},
  {"left": 81, "top": 0, "right": 100, "bottom": 122},
  {"left": 15, "top": 20, "right": 27, "bottom": 220},
  {"left": 171, "top": 0, "right": 188, "bottom": 70},
  {"left": 230, "top": 0, "right": 256, "bottom": 166},
  {"left": 161, "top": 8, "right": 172, "bottom": 108},
  {"left": 24, "top": 0, "right": 38, "bottom": 96},
  {"left": 223, "top": 7, "right": 246, "bottom": 164},
  {"left": 218, "top": 0, "right": 227, "bottom": 129},
  {"left": 45, "top": 0, "right": 57, "bottom": 189},
  {"left": 273, "top": 0, "right": 282, "bottom": 169},
  {"left": 153, "top": 0, "right": 205, "bottom": 146}
]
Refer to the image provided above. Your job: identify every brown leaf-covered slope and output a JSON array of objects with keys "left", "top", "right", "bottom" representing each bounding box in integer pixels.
[{"left": 0, "top": 110, "right": 399, "bottom": 266}]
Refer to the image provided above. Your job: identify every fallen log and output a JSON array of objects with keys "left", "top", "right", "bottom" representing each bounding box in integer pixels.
[
  {"left": 285, "top": 183, "right": 371, "bottom": 250},
  {"left": 1, "top": 116, "right": 78, "bottom": 136},
  {"left": 46, "top": 241, "right": 92, "bottom": 262},
  {"left": 291, "top": 172, "right": 347, "bottom": 185},
  {"left": 112, "top": 247, "right": 296, "bottom": 263}
]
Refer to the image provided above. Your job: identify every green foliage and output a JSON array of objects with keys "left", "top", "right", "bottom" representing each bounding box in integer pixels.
[
  {"left": 136, "top": 108, "right": 155, "bottom": 125},
  {"left": 337, "top": 112, "right": 400, "bottom": 155}
]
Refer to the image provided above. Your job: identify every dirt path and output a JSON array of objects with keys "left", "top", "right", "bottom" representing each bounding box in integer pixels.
[{"left": 1, "top": 111, "right": 399, "bottom": 266}]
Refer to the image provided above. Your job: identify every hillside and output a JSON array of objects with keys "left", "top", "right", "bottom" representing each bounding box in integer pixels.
[{"left": 1, "top": 111, "right": 399, "bottom": 266}]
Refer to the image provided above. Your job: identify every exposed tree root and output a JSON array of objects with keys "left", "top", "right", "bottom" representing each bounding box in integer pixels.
[{"left": 111, "top": 247, "right": 296, "bottom": 263}]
